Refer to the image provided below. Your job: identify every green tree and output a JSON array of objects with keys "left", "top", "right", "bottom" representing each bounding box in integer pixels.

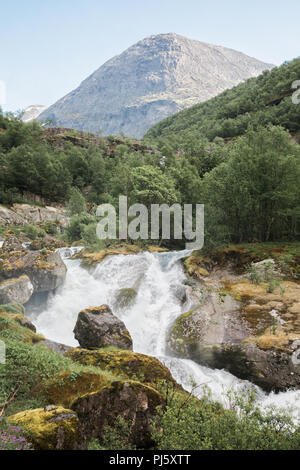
[{"left": 67, "top": 187, "right": 87, "bottom": 216}]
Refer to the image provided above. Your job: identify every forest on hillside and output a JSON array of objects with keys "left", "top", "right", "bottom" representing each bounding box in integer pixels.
[
  {"left": 145, "top": 58, "right": 300, "bottom": 146},
  {"left": 0, "top": 104, "right": 300, "bottom": 248}
]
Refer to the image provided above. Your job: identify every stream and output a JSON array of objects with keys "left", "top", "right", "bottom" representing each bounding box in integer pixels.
[{"left": 28, "top": 248, "right": 300, "bottom": 421}]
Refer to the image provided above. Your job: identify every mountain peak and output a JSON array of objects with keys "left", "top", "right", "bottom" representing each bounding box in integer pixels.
[{"left": 39, "top": 34, "right": 274, "bottom": 137}]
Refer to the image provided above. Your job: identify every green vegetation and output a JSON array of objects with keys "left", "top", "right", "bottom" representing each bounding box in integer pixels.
[
  {"left": 146, "top": 58, "right": 300, "bottom": 143},
  {"left": 151, "top": 387, "right": 300, "bottom": 450},
  {"left": 1, "top": 79, "right": 300, "bottom": 248}
]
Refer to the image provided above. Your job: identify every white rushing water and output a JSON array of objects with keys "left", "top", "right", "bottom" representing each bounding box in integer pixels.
[{"left": 29, "top": 248, "right": 300, "bottom": 420}]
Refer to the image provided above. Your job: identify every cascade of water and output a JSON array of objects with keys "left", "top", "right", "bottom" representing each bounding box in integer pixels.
[{"left": 30, "top": 248, "right": 300, "bottom": 419}]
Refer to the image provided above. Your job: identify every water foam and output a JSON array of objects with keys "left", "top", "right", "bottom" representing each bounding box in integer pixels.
[{"left": 29, "top": 248, "right": 300, "bottom": 419}]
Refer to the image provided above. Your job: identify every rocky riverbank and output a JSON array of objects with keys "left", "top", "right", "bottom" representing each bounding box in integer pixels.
[{"left": 167, "top": 247, "right": 300, "bottom": 392}]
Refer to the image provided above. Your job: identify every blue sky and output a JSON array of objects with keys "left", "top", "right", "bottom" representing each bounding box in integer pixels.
[{"left": 1, "top": 0, "right": 299, "bottom": 112}]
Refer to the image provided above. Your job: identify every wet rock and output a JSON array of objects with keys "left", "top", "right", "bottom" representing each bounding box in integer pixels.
[
  {"left": 171, "top": 284, "right": 187, "bottom": 304},
  {"left": 8, "top": 406, "right": 86, "bottom": 450},
  {"left": 0, "top": 275, "right": 34, "bottom": 304},
  {"left": 168, "top": 277, "right": 300, "bottom": 391},
  {"left": 114, "top": 288, "right": 137, "bottom": 309},
  {"left": 167, "top": 292, "right": 250, "bottom": 374},
  {"left": 74, "top": 305, "right": 133, "bottom": 350}
]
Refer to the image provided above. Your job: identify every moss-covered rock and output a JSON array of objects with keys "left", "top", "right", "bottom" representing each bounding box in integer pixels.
[
  {"left": 43, "top": 370, "right": 112, "bottom": 408},
  {"left": 76, "top": 244, "right": 168, "bottom": 267},
  {"left": 114, "top": 288, "right": 137, "bottom": 309},
  {"left": 66, "top": 348, "right": 177, "bottom": 388},
  {"left": 72, "top": 380, "right": 164, "bottom": 447},
  {"left": 8, "top": 405, "right": 85, "bottom": 450},
  {"left": 183, "top": 250, "right": 212, "bottom": 279}
]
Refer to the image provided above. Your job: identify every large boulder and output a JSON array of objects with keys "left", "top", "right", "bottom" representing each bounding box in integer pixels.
[
  {"left": 168, "top": 279, "right": 300, "bottom": 391},
  {"left": 72, "top": 380, "right": 163, "bottom": 447},
  {"left": 0, "top": 275, "right": 34, "bottom": 304},
  {"left": 167, "top": 292, "right": 250, "bottom": 374},
  {"left": 74, "top": 305, "right": 133, "bottom": 350},
  {"left": 66, "top": 348, "right": 178, "bottom": 387},
  {"left": 8, "top": 405, "right": 86, "bottom": 450},
  {"left": 43, "top": 370, "right": 110, "bottom": 408},
  {"left": 0, "top": 249, "right": 67, "bottom": 293}
]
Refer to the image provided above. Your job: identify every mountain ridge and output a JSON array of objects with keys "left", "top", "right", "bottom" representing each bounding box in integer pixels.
[{"left": 38, "top": 33, "right": 274, "bottom": 137}]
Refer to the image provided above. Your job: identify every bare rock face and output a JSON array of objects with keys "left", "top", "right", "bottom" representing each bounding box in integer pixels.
[
  {"left": 0, "top": 203, "right": 69, "bottom": 228},
  {"left": 167, "top": 292, "right": 250, "bottom": 371},
  {"left": 38, "top": 33, "right": 273, "bottom": 138},
  {"left": 21, "top": 104, "right": 48, "bottom": 123},
  {"left": 0, "top": 250, "right": 67, "bottom": 293},
  {"left": 0, "top": 206, "right": 25, "bottom": 226},
  {"left": 72, "top": 380, "right": 163, "bottom": 447},
  {"left": 0, "top": 275, "right": 34, "bottom": 304},
  {"left": 74, "top": 305, "right": 133, "bottom": 350}
]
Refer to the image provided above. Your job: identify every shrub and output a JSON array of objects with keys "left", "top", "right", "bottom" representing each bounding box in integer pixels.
[
  {"left": 152, "top": 388, "right": 300, "bottom": 450},
  {"left": 0, "top": 338, "right": 72, "bottom": 402},
  {"left": 64, "top": 215, "right": 96, "bottom": 243},
  {"left": 88, "top": 417, "right": 135, "bottom": 450},
  {"left": 247, "top": 265, "right": 263, "bottom": 284},
  {"left": 67, "top": 187, "right": 87, "bottom": 216},
  {"left": 23, "top": 224, "right": 46, "bottom": 240}
]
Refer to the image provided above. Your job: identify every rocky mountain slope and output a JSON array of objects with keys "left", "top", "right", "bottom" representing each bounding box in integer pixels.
[
  {"left": 21, "top": 105, "right": 48, "bottom": 122},
  {"left": 38, "top": 33, "right": 273, "bottom": 137}
]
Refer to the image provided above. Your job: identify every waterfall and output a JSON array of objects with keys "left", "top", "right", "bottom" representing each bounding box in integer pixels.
[{"left": 29, "top": 248, "right": 300, "bottom": 420}]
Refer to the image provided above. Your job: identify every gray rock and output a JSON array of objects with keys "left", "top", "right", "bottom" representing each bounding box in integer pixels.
[
  {"left": 167, "top": 292, "right": 248, "bottom": 364},
  {"left": 167, "top": 288, "right": 300, "bottom": 392},
  {"left": 40, "top": 339, "right": 73, "bottom": 356},
  {"left": 0, "top": 204, "right": 69, "bottom": 228},
  {"left": 74, "top": 305, "right": 133, "bottom": 350},
  {"left": 21, "top": 105, "right": 48, "bottom": 123},
  {"left": 0, "top": 275, "right": 34, "bottom": 304},
  {"left": 0, "top": 206, "right": 25, "bottom": 226},
  {"left": 38, "top": 33, "right": 273, "bottom": 138},
  {"left": 1, "top": 236, "right": 24, "bottom": 252},
  {"left": 0, "top": 250, "right": 67, "bottom": 293}
]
